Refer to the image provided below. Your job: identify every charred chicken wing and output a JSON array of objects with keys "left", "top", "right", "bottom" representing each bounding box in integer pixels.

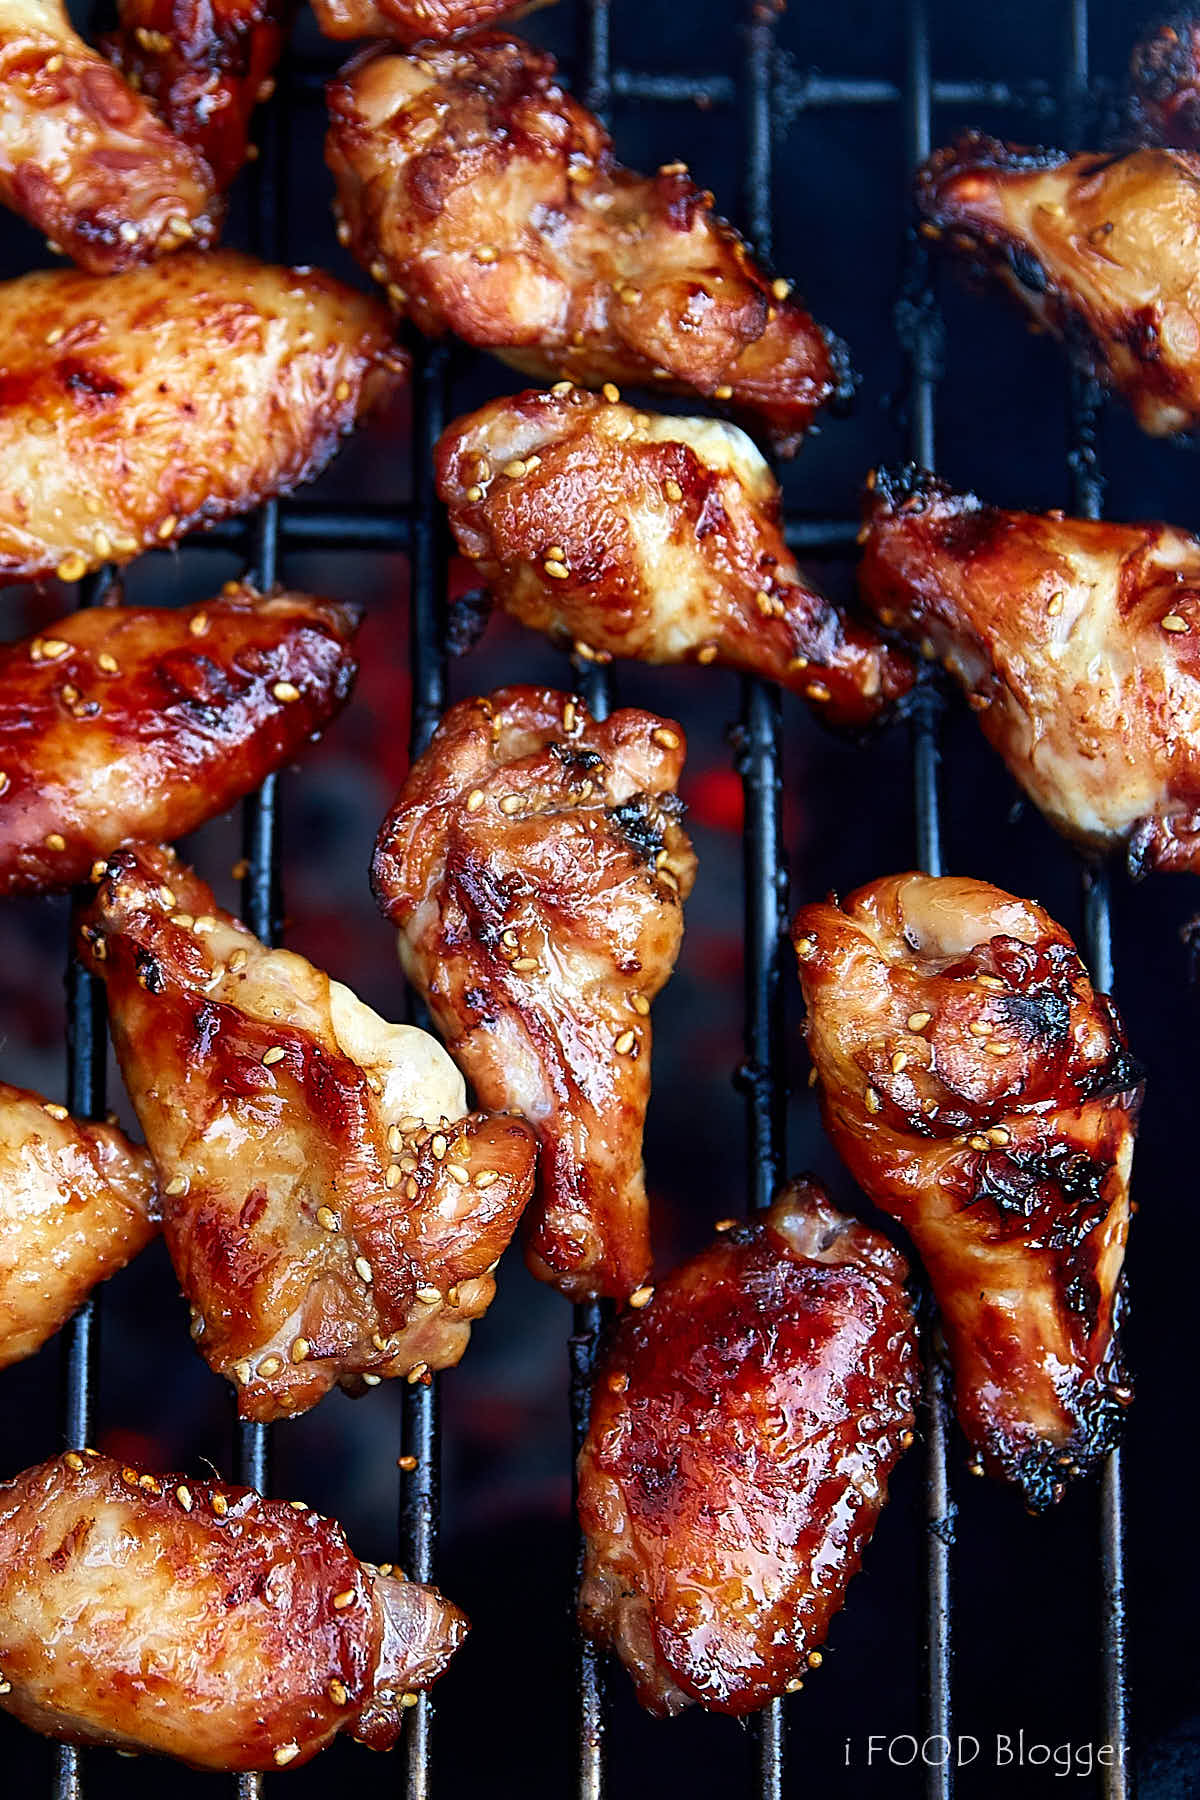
[
  {"left": 0, "top": 1084, "right": 156, "bottom": 1369},
  {"left": 103, "top": 0, "right": 293, "bottom": 191},
  {"left": 326, "top": 35, "right": 847, "bottom": 454},
  {"left": 917, "top": 132, "right": 1200, "bottom": 436},
  {"left": 372, "top": 686, "right": 696, "bottom": 1301},
  {"left": 0, "top": 1451, "right": 467, "bottom": 1769},
  {"left": 436, "top": 388, "right": 915, "bottom": 727},
  {"left": 859, "top": 464, "right": 1200, "bottom": 873},
  {"left": 79, "top": 844, "right": 537, "bottom": 1422},
  {"left": 312, "top": 0, "right": 543, "bottom": 42},
  {"left": 0, "top": 251, "right": 405, "bottom": 585},
  {"left": 0, "top": 587, "right": 357, "bottom": 896},
  {"left": 792, "top": 874, "right": 1141, "bottom": 1508},
  {"left": 1130, "top": 13, "right": 1200, "bottom": 148},
  {"left": 0, "top": 0, "right": 219, "bottom": 272},
  {"left": 578, "top": 1179, "right": 918, "bottom": 1716}
]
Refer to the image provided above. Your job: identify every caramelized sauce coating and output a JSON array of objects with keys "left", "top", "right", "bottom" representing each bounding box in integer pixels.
[
  {"left": 79, "top": 844, "right": 537, "bottom": 1421},
  {"left": 312, "top": 0, "right": 543, "bottom": 41},
  {"left": 1130, "top": 13, "right": 1200, "bottom": 148},
  {"left": 326, "top": 35, "right": 848, "bottom": 454},
  {"left": 578, "top": 1180, "right": 918, "bottom": 1716},
  {"left": 372, "top": 686, "right": 695, "bottom": 1301},
  {"left": 0, "top": 1452, "right": 467, "bottom": 1769},
  {"left": 792, "top": 873, "right": 1141, "bottom": 1508},
  {"left": 0, "top": 586, "right": 357, "bottom": 896},
  {"left": 436, "top": 388, "right": 915, "bottom": 727},
  {"left": 0, "top": 1083, "right": 156, "bottom": 1369}
]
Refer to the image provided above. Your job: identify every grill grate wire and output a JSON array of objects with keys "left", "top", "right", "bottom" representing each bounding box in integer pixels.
[{"left": 42, "top": 0, "right": 1131, "bottom": 1795}]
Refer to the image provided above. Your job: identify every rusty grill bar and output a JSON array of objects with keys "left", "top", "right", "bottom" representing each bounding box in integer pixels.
[{"left": 42, "top": 0, "right": 1132, "bottom": 1795}]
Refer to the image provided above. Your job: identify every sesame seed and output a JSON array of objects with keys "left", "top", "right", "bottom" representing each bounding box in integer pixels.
[
  {"left": 614, "top": 1030, "right": 637, "bottom": 1055},
  {"left": 499, "top": 793, "right": 524, "bottom": 814},
  {"left": 988, "top": 1126, "right": 1011, "bottom": 1145},
  {"left": 794, "top": 936, "right": 816, "bottom": 958},
  {"left": 176, "top": 1484, "right": 193, "bottom": 1511},
  {"left": 1163, "top": 613, "right": 1189, "bottom": 632},
  {"left": 986, "top": 1041, "right": 1011, "bottom": 1056},
  {"left": 501, "top": 458, "right": 527, "bottom": 479},
  {"left": 401, "top": 1693, "right": 420, "bottom": 1709},
  {"left": 446, "top": 1163, "right": 470, "bottom": 1185},
  {"left": 189, "top": 612, "right": 208, "bottom": 636},
  {"left": 665, "top": 480, "right": 683, "bottom": 501},
  {"left": 651, "top": 726, "right": 680, "bottom": 749},
  {"left": 511, "top": 956, "right": 539, "bottom": 971},
  {"left": 41, "top": 639, "right": 70, "bottom": 660},
  {"left": 628, "top": 1285, "right": 654, "bottom": 1308},
  {"left": 562, "top": 699, "right": 577, "bottom": 732},
  {"left": 969, "top": 1135, "right": 989, "bottom": 1151},
  {"left": 785, "top": 1678, "right": 804, "bottom": 1694},
  {"left": 384, "top": 1162, "right": 401, "bottom": 1190},
  {"left": 45, "top": 833, "right": 66, "bottom": 852},
  {"left": 329, "top": 1679, "right": 349, "bottom": 1706},
  {"left": 892, "top": 1051, "right": 908, "bottom": 1073},
  {"left": 56, "top": 553, "right": 87, "bottom": 582},
  {"left": 290, "top": 1338, "right": 310, "bottom": 1363},
  {"left": 1047, "top": 593, "right": 1064, "bottom": 617},
  {"left": 697, "top": 643, "right": 719, "bottom": 664},
  {"left": 475, "top": 245, "right": 498, "bottom": 263},
  {"left": 158, "top": 885, "right": 176, "bottom": 907},
  {"left": 335, "top": 380, "right": 351, "bottom": 402},
  {"left": 417, "top": 1285, "right": 442, "bottom": 1303},
  {"left": 474, "top": 1168, "right": 499, "bottom": 1188},
  {"left": 864, "top": 1087, "right": 882, "bottom": 1114},
  {"left": 431, "top": 1133, "right": 447, "bottom": 1159},
  {"left": 258, "top": 1355, "right": 282, "bottom": 1377},
  {"left": 355, "top": 1257, "right": 374, "bottom": 1283},
  {"left": 262, "top": 1046, "right": 286, "bottom": 1066},
  {"left": 907, "top": 1011, "right": 932, "bottom": 1032},
  {"left": 170, "top": 912, "right": 194, "bottom": 928},
  {"left": 64, "top": 1451, "right": 83, "bottom": 1469},
  {"left": 465, "top": 484, "right": 483, "bottom": 502},
  {"left": 714, "top": 384, "right": 734, "bottom": 399},
  {"left": 274, "top": 1743, "right": 300, "bottom": 1766},
  {"left": 212, "top": 1493, "right": 228, "bottom": 1516},
  {"left": 272, "top": 681, "right": 301, "bottom": 703},
  {"left": 544, "top": 559, "right": 570, "bottom": 579},
  {"left": 407, "top": 1363, "right": 429, "bottom": 1384},
  {"left": 398, "top": 1454, "right": 418, "bottom": 1471},
  {"left": 805, "top": 682, "right": 832, "bottom": 703},
  {"left": 977, "top": 975, "right": 1005, "bottom": 990},
  {"left": 772, "top": 277, "right": 791, "bottom": 300},
  {"left": 164, "top": 1175, "right": 188, "bottom": 1197},
  {"left": 466, "top": 788, "right": 485, "bottom": 812},
  {"left": 969, "top": 1020, "right": 993, "bottom": 1037},
  {"left": 234, "top": 1360, "right": 251, "bottom": 1384},
  {"left": 0, "top": 773, "right": 8, "bottom": 797},
  {"left": 46, "top": 325, "right": 64, "bottom": 345},
  {"left": 92, "top": 530, "right": 111, "bottom": 558},
  {"left": 97, "top": 652, "right": 119, "bottom": 673}
]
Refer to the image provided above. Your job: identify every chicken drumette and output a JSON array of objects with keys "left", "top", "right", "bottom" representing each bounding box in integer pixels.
[
  {"left": 0, "top": 251, "right": 405, "bottom": 584},
  {"left": 326, "top": 35, "right": 848, "bottom": 455},
  {"left": 859, "top": 463, "right": 1200, "bottom": 874},
  {"left": 578, "top": 1179, "right": 918, "bottom": 1716},
  {"left": 0, "top": 1084, "right": 156, "bottom": 1369},
  {"left": 372, "top": 687, "right": 696, "bottom": 1301},
  {"left": 79, "top": 844, "right": 537, "bottom": 1421},
  {"left": 0, "top": 586, "right": 357, "bottom": 895},
  {"left": 0, "top": 1451, "right": 467, "bottom": 1769},
  {"left": 1129, "top": 13, "right": 1200, "bottom": 148},
  {"left": 792, "top": 873, "right": 1141, "bottom": 1509},
  {"left": 436, "top": 387, "right": 915, "bottom": 728},
  {"left": 916, "top": 131, "right": 1200, "bottom": 436}
]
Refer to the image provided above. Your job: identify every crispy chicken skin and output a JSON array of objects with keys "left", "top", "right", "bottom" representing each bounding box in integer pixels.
[
  {"left": 0, "top": 251, "right": 405, "bottom": 585},
  {"left": 102, "top": 0, "right": 292, "bottom": 191},
  {"left": 0, "top": 0, "right": 219, "bottom": 272},
  {"left": 0, "top": 587, "right": 357, "bottom": 897},
  {"left": 859, "top": 464, "right": 1200, "bottom": 873},
  {"left": 0, "top": 1452, "right": 467, "bottom": 1769},
  {"left": 79, "top": 845, "right": 537, "bottom": 1422},
  {"left": 436, "top": 389, "right": 915, "bottom": 728},
  {"left": 326, "top": 35, "right": 847, "bottom": 454},
  {"left": 577, "top": 1180, "right": 918, "bottom": 1717},
  {"left": 792, "top": 874, "right": 1141, "bottom": 1509},
  {"left": 312, "top": 0, "right": 542, "bottom": 42},
  {"left": 0, "top": 1084, "right": 156, "bottom": 1369},
  {"left": 1130, "top": 14, "right": 1200, "bottom": 148},
  {"left": 372, "top": 687, "right": 696, "bottom": 1301},
  {"left": 916, "top": 131, "right": 1200, "bottom": 436}
]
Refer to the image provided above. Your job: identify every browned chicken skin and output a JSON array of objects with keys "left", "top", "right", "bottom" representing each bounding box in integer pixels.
[
  {"left": 102, "top": 0, "right": 293, "bottom": 191},
  {"left": 372, "top": 687, "right": 696, "bottom": 1301},
  {"left": 578, "top": 1179, "right": 918, "bottom": 1716},
  {"left": 0, "top": 1452, "right": 467, "bottom": 1769},
  {"left": 859, "top": 463, "right": 1200, "bottom": 874},
  {"left": 792, "top": 874, "right": 1141, "bottom": 1509},
  {"left": 0, "top": 0, "right": 219, "bottom": 272},
  {"left": 79, "top": 844, "right": 537, "bottom": 1422},
  {"left": 326, "top": 35, "right": 848, "bottom": 454},
  {"left": 0, "top": 251, "right": 405, "bottom": 585},
  {"left": 0, "top": 1084, "right": 156, "bottom": 1369},
  {"left": 312, "top": 0, "right": 544, "bottom": 42},
  {"left": 917, "top": 131, "right": 1200, "bottom": 436},
  {"left": 0, "top": 587, "right": 357, "bottom": 896},
  {"left": 436, "top": 388, "right": 915, "bottom": 728},
  {"left": 1130, "top": 13, "right": 1200, "bottom": 148}
]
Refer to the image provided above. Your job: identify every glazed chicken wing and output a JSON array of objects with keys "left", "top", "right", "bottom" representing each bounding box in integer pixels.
[
  {"left": 102, "top": 0, "right": 292, "bottom": 191},
  {"left": 372, "top": 686, "right": 696, "bottom": 1301},
  {"left": 311, "top": 0, "right": 543, "bottom": 42},
  {"left": 859, "top": 464, "right": 1200, "bottom": 873},
  {"left": 79, "top": 844, "right": 537, "bottom": 1422},
  {"left": 917, "top": 132, "right": 1200, "bottom": 436},
  {"left": 437, "top": 388, "right": 914, "bottom": 728},
  {"left": 1130, "top": 14, "right": 1200, "bottom": 148},
  {"left": 0, "top": 1451, "right": 466, "bottom": 1769},
  {"left": 578, "top": 1179, "right": 918, "bottom": 1716},
  {"left": 0, "top": 0, "right": 218, "bottom": 272},
  {"left": 792, "top": 874, "right": 1141, "bottom": 1509},
  {"left": 326, "top": 35, "right": 847, "bottom": 455},
  {"left": 0, "top": 1084, "right": 156, "bottom": 1369},
  {"left": 0, "top": 586, "right": 357, "bottom": 896},
  {"left": 0, "top": 251, "right": 405, "bottom": 585}
]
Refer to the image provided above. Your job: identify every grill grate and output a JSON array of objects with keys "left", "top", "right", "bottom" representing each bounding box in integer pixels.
[{"left": 37, "top": 0, "right": 1133, "bottom": 1795}]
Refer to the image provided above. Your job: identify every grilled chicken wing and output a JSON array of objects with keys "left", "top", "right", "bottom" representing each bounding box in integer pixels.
[
  {"left": 1130, "top": 14, "right": 1200, "bottom": 148},
  {"left": 0, "top": 1084, "right": 156, "bottom": 1369},
  {"left": 102, "top": 0, "right": 292, "bottom": 190},
  {"left": 437, "top": 388, "right": 914, "bottom": 728},
  {"left": 79, "top": 844, "right": 537, "bottom": 1422},
  {"left": 0, "top": 1451, "right": 467, "bottom": 1769},
  {"left": 917, "top": 132, "right": 1200, "bottom": 436},
  {"left": 792, "top": 874, "right": 1141, "bottom": 1508},
  {"left": 858, "top": 464, "right": 1200, "bottom": 873},
  {"left": 0, "top": 587, "right": 357, "bottom": 896},
  {"left": 312, "top": 0, "right": 542, "bottom": 42},
  {"left": 0, "top": 251, "right": 405, "bottom": 585},
  {"left": 372, "top": 686, "right": 696, "bottom": 1301},
  {"left": 578, "top": 1179, "right": 918, "bottom": 1716},
  {"left": 0, "top": 0, "right": 219, "bottom": 272},
  {"left": 326, "top": 35, "right": 847, "bottom": 455}
]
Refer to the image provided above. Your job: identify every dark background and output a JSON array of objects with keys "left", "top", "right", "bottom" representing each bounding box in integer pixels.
[{"left": 0, "top": 0, "right": 1196, "bottom": 1795}]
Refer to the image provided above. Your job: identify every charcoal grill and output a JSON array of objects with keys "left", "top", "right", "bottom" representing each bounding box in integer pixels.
[{"left": 5, "top": 0, "right": 1191, "bottom": 1795}]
